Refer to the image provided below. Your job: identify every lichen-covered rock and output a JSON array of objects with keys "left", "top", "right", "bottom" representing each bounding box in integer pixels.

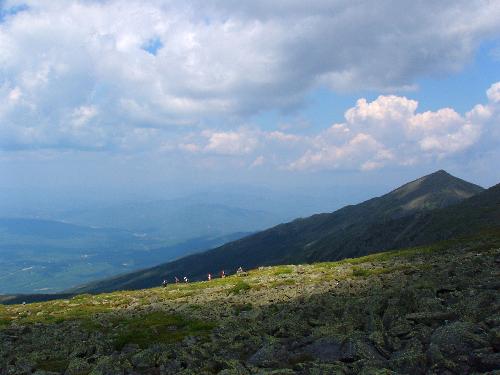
[
  {"left": 65, "top": 358, "right": 92, "bottom": 375},
  {"left": 248, "top": 343, "right": 289, "bottom": 367},
  {"left": 300, "top": 337, "right": 343, "bottom": 362},
  {"left": 339, "top": 334, "right": 386, "bottom": 364},
  {"left": 428, "top": 321, "right": 490, "bottom": 373},
  {"left": 89, "top": 356, "right": 131, "bottom": 375},
  {"left": 389, "top": 338, "right": 426, "bottom": 375},
  {"left": 130, "top": 348, "right": 158, "bottom": 369}
]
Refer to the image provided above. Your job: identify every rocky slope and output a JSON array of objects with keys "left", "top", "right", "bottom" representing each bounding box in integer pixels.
[
  {"left": 72, "top": 170, "right": 490, "bottom": 293},
  {"left": 1, "top": 229, "right": 499, "bottom": 374}
]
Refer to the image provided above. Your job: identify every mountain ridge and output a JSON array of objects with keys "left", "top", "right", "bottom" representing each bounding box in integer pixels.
[{"left": 71, "top": 170, "right": 492, "bottom": 294}]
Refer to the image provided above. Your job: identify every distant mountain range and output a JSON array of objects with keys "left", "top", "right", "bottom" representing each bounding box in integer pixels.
[
  {"left": 72, "top": 170, "right": 498, "bottom": 294},
  {"left": 59, "top": 201, "right": 284, "bottom": 245}
]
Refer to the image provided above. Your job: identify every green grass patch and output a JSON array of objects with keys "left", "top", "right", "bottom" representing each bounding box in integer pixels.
[
  {"left": 273, "top": 266, "right": 294, "bottom": 275},
  {"left": 36, "top": 359, "right": 69, "bottom": 372},
  {"left": 312, "top": 242, "right": 451, "bottom": 272},
  {"left": 352, "top": 264, "right": 417, "bottom": 278},
  {"left": 413, "top": 280, "right": 436, "bottom": 290},
  {"left": 70, "top": 293, "right": 93, "bottom": 302},
  {"left": 352, "top": 266, "right": 392, "bottom": 277},
  {"left": 229, "top": 281, "right": 251, "bottom": 294},
  {"left": 113, "top": 311, "right": 215, "bottom": 350},
  {"left": 0, "top": 299, "right": 112, "bottom": 329},
  {"left": 0, "top": 316, "right": 11, "bottom": 328},
  {"left": 270, "top": 279, "right": 297, "bottom": 287},
  {"left": 233, "top": 303, "right": 253, "bottom": 315},
  {"left": 0, "top": 305, "right": 10, "bottom": 328}
]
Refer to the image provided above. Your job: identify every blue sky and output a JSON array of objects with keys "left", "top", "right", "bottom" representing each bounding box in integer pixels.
[{"left": 1, "top": 0, "right": 500, "bottom": 212}]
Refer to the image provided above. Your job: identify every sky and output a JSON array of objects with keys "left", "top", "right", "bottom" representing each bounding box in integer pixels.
[{"left": 1, "top": 0, "right": 500, "bottom": 213}]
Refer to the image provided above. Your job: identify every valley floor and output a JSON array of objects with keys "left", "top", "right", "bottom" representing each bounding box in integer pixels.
[{"left": 1, "top": 230, "right": 499, "bottom": 374}]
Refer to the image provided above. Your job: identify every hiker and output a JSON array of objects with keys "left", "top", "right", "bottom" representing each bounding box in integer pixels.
[
  {"left": 162, "top": 279, "right": 168, "bottom": 288},
  {"left": 220, "top": 270, "right": 226, "bottom": 278},
  {"left": 184, "top": 276, "right": 189, "bottom": 283},
  {"left": 208, "top": 273, "right": 212, "bottom": 281},
  {"left": 175, "top": 276, "right": 179, "bottom": 284}
]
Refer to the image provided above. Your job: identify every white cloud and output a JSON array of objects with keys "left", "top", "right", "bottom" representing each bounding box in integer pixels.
[
  {"left": 266, "top": 131, "right": 301, "bottom": 143},
  {"left": 179, "top": 143, "right": 200, "bottom": 153},
  {"left": 1, "top": 1, "right": 500, "bottom": 151},
  {"left": 250, "top": 155, "right": 265, "bottom": 168},
  {"left": 345, "top": 96, "right": 418, "bottom": 125},
  {"left": 290, "top": 133, "right": 393, "bottom": 171},
  {"left": 487, "top": 82, "right": 500, "bottom": 103},
  {"left": 289, "top": 82, "right": 500, "bottom": 171},
  {"left": 7, "top": 87, "right": 21, "bottom": 102},
  {"left": 202, "top": 130, "right": 259, "bottom": 155},
  {"left": 70, "top": 106, "right": 98, "bottom": 128},
  {"left": 408, "top": 108, "right": 481, "bottom": 155}
]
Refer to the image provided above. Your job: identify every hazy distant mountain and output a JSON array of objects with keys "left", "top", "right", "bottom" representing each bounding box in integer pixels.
[
  {"left": 176, "top": 185, "right": 374, "bottom": 221},
  {"left": 60, "top": 201, "right": 282, "bottom": 245},
  {"left": 73, "top": 170, "right": 491, "bottom": 293},
  {"left": 0, "top": 218, "right": 248, "bottom": 294}
]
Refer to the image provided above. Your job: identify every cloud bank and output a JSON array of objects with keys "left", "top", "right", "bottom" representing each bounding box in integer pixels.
[{"left": 0, "top": 1, "right": 499, "bottom": 173}]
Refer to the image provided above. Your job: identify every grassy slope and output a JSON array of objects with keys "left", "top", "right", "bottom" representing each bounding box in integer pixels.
[{"left": 1, "top": 228, "right": 499, "bottom": 374}]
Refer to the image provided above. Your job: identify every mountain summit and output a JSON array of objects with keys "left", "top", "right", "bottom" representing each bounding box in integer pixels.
[
  {"left": 72, "top": 171, "right": 489, "bottom": 293},
  {"left": 383, "top": 169, "right": 483, "bottom": 215},
  {"left": 336, "top": 169, "right": 484, "bottom": 224}
]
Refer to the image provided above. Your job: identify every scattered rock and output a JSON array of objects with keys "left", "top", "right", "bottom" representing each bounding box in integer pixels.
[
  {"left": 428, "top": 321, "right": 489, "bottom": 373},
  {"left": 301, "top": 337, "right": 343, "bottom": 362},
  {"left": 248, "top": 343, "right": 289, "bottom": 367},
  {"left": 405, "top": 311, "right": 457, "bottom": 325}
]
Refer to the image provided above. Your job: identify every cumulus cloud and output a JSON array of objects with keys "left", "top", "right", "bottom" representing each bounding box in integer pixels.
[
  {"left": 289, "top": 82, "right": 500, "bottom": 171},
  {"left": 290, "top": 133, "right": 393, "bottom": 171},
  {"left": 487, "top": 82, "right": 500, "bottom": 103},
  {"left": 203, "top": 130, "right": 259, "bottom": 155},
  {"left": 1, "top": 0, "right": 500, "bottom": 151},
  {"left": 177, "top": 129, "right": 260, "bottom": 156}
]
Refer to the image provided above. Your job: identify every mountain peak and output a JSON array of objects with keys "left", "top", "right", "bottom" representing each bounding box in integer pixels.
[
  {"left": 433, "top": 169, "right": 450, "bottom": 175},
  {"left": 386, "top": 170, "right": 484, "bottom": 214},
  {"left": 421, "top": 169, "right": 456, "bottom": 183}
]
